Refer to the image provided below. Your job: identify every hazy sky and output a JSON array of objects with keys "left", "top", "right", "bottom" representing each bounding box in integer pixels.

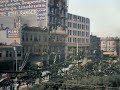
[{"left": 68, "top": 0, "right": 120, "bottom": 37}]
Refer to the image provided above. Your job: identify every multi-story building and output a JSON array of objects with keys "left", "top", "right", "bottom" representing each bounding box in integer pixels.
[
  {"left": 0, "top": 17, "right": 22, "bottom": 70},
  {"left": 100, "top": 37, "right": 120, "bottom": 56},
  {"left": 0, "top": 0, "right": 68, "bottom": 61},
  {"left": 22, "top": 26, "right": 49, "bottom": 55},
  {"left": 21, "top": 26, "right": 49, "bottom": 66},
  {"left": 67, "top": 13, "right": 90, "bottom": 57},
  {"left": 48, "top": 0, "right": 68, "bottom": 60}
]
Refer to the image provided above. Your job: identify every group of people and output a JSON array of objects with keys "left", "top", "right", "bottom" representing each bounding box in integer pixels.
[
  {"left": 0, "top": 78, "right": 20, "bottom": 90},
  {"left": 0, "top": 73, "right": 37, "bottom": 90}
]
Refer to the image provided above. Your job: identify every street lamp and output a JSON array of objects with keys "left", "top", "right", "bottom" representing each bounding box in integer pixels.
[{"left": 13, "top": 42, "right": 18, "bottom": 71}]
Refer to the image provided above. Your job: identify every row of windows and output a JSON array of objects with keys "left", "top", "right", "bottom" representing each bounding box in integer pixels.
[
  {"left": 49, "top": 0, "right": 66, "bottom": 6},
  {"left": 49, "top": 16, "right": 66, "bottom": 25},
  {"left": 68, "top": 37, "right": 89, "bottom": 44},
  {"left": 50, "top": 35, "right": 65, "bottom": 42},
  {"left": 23, "top": 46, "right": 48, "bottom": 54},
  {"left": 102, "top": 48, "right": 115, "bottom": 51},
  {"left": 68, "top": 22, "right": 90, "bottom": 30},
  {"left": 0, "top": 51, "right": 21, "bottom": 58},
  {"left": 50, "top": 46, "right": 65, "bottom": 53},
  {"left": 49, "top": 7, "right": 66, "bottom": 16},
  {"left": 67, "top": 13, "right": 90, "bottom": 24},
  {"left": 22, "top": 34, "right": 48, "bottom": 42},
  {"left": 22, "top": 34, "right": 66, "bottom": 42},
  {"left": 102, "top": 41, "right": 115, "bottom": 45},
  {"left": 67, "top": 30, "right": 89, "bottom": 37}
]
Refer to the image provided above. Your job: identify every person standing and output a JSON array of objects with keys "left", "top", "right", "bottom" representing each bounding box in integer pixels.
[
  {"left": 14, "top": 82, "right": 19, "bottom": 90},
  {"left": 10, "top": 80, "right": 14, "bottom": 90}
]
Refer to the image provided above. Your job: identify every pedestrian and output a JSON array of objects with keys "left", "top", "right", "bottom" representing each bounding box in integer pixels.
[
  {"left": 14, "top": 82, "right": 19, "bottom": 90},
  {"left": 10, "top": 80, "right": 14, "bottom": 90},
  {"left": 1, "top": 79, "right": 7, "bottom": 90}
]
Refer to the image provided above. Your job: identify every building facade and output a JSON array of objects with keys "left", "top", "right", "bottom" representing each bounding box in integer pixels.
[
  {"left": 21, "top": 26, "right": 49, "bottom": 67},
  {"left": 100, "top": 37, "right": 120, "bottom": 56},
  {"left": 0, "top": 45, "right": 22, "bottom": 70},
  {"left": 0, "top": 16, "right": 21, "bottom": 45},
  {"left": 47, "top": 0, "right": 68, "bottom": 60},
  {"left": 67, "top": 13, "right": 90, "bottom": 57},
  {"left": 21, "top": 26, "right": 66, "bottom": 64},
  {"left": 0, "top": 16, "right": 22, "bottom": 70},
  {"left": 22, "top": 26, "right": 49, "bottom": 56},
  {"left": 49, "top": 30, "right": 67, "bottom": 63}
]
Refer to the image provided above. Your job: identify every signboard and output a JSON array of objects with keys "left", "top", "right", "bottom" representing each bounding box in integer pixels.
[{"left": 6, "top": 28, "right": 20, "bottom": 38}]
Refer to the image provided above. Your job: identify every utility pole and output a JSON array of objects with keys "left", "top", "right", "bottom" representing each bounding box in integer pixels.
[{"left": 77, "top": 42, "right": 78, "bottom": 56}]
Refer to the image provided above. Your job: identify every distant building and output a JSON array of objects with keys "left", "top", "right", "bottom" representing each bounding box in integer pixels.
[
  {"left": 100, "top": 37, "right": 120, "bottom": 56},
  {"left": 90, "top": 35, "right": 101, "bottom": 59},
  {"left": 67, "top": 13, "right": 90, "bottom": 56}
]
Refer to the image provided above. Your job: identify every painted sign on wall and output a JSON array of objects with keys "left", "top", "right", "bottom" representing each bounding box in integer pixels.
[
  {"left": 6, "top": 28, "right": 20, "bottom": 38},
  {"left": 0, "top": 0, "right": 47, "bottom": 22},
  {"left": 0, "top": 16, "right": 21, "bottom": 45}
]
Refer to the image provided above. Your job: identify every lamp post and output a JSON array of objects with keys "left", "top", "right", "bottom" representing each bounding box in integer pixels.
[{"left": 13, "top": 43, "right": 18, "bottom": 71}]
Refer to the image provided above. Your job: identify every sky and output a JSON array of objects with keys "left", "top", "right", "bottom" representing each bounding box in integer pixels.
[{"left": 68, "top": 0, "right": 120, "bottom": 37}]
